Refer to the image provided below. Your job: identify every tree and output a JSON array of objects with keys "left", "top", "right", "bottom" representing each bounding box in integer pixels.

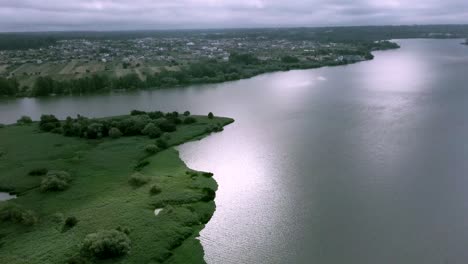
[
  {"left": 158, "top": 120, "right": 176, "bottom": 132},
  {"left": 17, "top": 116, "right": 32, "bottom": 125},
  {"left": 33, "top": 76, "right": 56, "bottom": 96},
  {"left": 208, "top": 112, "right": 214, "bottom": 119},
  {"left": 109, "top": 127, "right": 123, "bottom": 139},
  {"left": 281, "top": 55, "right": 300, "bottom": 63},
  {"left": 64, "top": 216, "right": 78, "bottom": 228},
  {"left": 81, "top": 230, "right": 131, "bottom": 259},
  {"left": 85, "top": 123, "right": 104, "bottom": 139},
  {"left": 40, "top": 171, "right": 71, "bottom": 192},
  {"left": 156, "top": 139, "right": 168, "bottom": 149},
  {"left": 144, "top": 144, "right": 159, "bottom": 154},
  {"left": 142, "top": 123, "right": 162, "bottom": 138},
  {"left": 39, "top": 114, "right": 61, "bottom": 132}
]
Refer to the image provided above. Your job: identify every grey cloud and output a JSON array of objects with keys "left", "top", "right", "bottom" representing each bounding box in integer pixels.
[{"left": 0, "top": 0, "right": 467, "bottom": 31}]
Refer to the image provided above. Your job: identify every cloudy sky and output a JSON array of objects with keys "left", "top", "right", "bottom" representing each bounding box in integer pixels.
[{"left": 1, "top": 0, "right": 468, "bottom": 32}]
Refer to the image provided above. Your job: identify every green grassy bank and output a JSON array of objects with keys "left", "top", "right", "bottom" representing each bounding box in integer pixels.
[{"left": 0, "top": 113, "right": 233, "bottom": 263}]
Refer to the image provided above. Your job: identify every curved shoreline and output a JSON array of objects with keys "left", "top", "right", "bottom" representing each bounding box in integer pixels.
[{"left": 0, "top": 114, "right": 234, "bottom": 263}]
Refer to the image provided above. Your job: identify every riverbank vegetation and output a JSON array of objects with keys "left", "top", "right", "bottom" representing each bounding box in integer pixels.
[
  {"left": 0, "top": 110, "right": 234, "bottom": 263},
  {"left": 0, "top": 40, "right": 398, "bottom": 97}
]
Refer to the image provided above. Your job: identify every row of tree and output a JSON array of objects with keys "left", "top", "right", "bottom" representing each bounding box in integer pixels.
[
  {"left": 38, "top": 110, "right": 198, "bottom": 140},
  {"left": 0, "top": 77, "right": 19, "bottom": 96},
  {"left": 7, "top": 43, "right": 386, "bottom": 97}
]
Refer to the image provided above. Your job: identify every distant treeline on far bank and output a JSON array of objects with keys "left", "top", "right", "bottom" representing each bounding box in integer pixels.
[{"left": 0, "top": 41, "right": 398, "bottom": 97}]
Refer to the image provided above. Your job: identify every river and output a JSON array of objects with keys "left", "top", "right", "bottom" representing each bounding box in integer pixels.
[{"left": 1, "top": 39, "right": 468, "bottom": 264}]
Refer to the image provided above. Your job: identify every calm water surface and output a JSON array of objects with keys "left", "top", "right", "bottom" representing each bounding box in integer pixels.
[{"left": 2, "top": 39, "right": 468, "bottom": 264}]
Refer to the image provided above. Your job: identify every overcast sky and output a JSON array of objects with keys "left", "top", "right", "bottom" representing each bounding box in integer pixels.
[{"left": 1, "top": 0, "right": 468, "bottom": 32}]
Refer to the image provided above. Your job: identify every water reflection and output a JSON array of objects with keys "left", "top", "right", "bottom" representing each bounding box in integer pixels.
[
  {"left": 1, "top": 39, "right": 468, "bottom": 264},
  {"left": 0, "top": 192, "right": 16, "bottom": 201}
]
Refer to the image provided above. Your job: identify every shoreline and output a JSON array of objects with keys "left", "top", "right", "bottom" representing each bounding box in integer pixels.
[
  {"left": 1, "top": 42, "right": 400, "bottom": 99},
  {"left": 0, "top": 113, "right": 234, "bottom": 263}
]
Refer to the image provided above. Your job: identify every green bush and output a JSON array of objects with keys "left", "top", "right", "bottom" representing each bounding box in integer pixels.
[
  {"left": 183, "top": 117, "right": 197, "bottom": 124},
  {"left": 148, "top": 111, "right": 164, "bottom": 119},
  {"left": 81, "top": 230, "right": 131, "bottom": 259},
  {"left": 208, "top": 112, "right": 214, "bottom": 119},
  {"left": 65, "top": 216, "right": 78, "bottom": 228},
  {"left": 201, "top": 188, "right": 216, "bottom": 202},
  {"left": 158, "top": 120, "right": 176, "bottom": 132},
  {"left": 128, "top": 173, "right": 150, "bottom": 187},
  {"left": 40, "top": 171, "right": 71, "bottom": 192},
  {"left": 149, "top": 184, "right": 162, "bottom": 195},
  {"left": 144, "top": 144, "right": 159, "bottom": 154},
  {"left": 85, "top": 123, "right": 104, "bottom": 139},
  {"left": 183, "top": 111, "right": 191, "bottom": 117},
  {"left": 134, "top": 160, "right": 150, "bottom": 171},
  {"left": 116, "top": 226, "right": 131, "bottom": 235},
  {"left": 39, "top": 114, "right": 61, "bottom": 132},
  {"left": 17, "top": 116, "right": 32, "bottom": 125},
  {"left": 28, "top": 168, "right": 48, "bottom": 176},
  {"left": 51, "top": 127, "right": 64, "bottom": 134},
  {"left": 142, "top": 123, "right": 162, "bottom": 139},
  {"left": 0, "top": 124, "right": 5, "bottom": 128},
  {"left": 202, "top": 172, "right": 214, "bottom": 178},
  {"left": 156, "top": 139, "right": 168, "bottom": 149},
  {"left": 108, "top": 127, "right": 123, "bottom": 139},
  {"left": 130, "top": 110, "right": 147, "bottom": 116},
  {"left": 0, "top": 204, "right": 38, "bottom": 226}
]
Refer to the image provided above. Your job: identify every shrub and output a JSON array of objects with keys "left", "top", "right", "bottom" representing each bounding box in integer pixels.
[
  {"left": 28, "top": 168, "right": 48, "bottom": 176},
  {"left": 85, "top": 123, "right": 104, "bottom": 139},
  {"left": 201, "top": 188, "right": 216, "bottom": 202},
  {"left": 51, "top": 213, "right": 64, "bottom": 224},
  {"left": 166, "top": 111, "right": 179, "bottom": 118},
  {"left": 39, "top": 114, "right": 61, "bottom": 132},
  {"left": 130, "top": 110, "right": 147, "bottom": 116},
  {"left": 144, "top": 144, "right": 159, "bottom": 154},
  {"left": 183, "top": 117, "right": 197, "bottom": 124},
  {"left": 212, "top": 124, "right": 224, "bottom": 132},
  {"left": 142, "top": 123, "right": 162, "bottom": 139},
  {"left": 116, "top": 226, "right": 131, "bottom": 235},
  {"left": 148, "top": 111, "right": 164, "bottom": 119},
  {"left": 134, "top": 160, "right": 150, "bottom": 171},
  {"left": 41, "top": 171, "right": 71, "bottom": 192},
  {"left": 183, "top": 111, "right": 191, "bottom": 117},
  {"left": 162, "top": 133, "right": 171, "bottom": 140},
  {"left": 17, "top": 116, "right": 32, "bottom": 125},
  {"left": 149, "top": 184, "right": 162, "bottom": 195},
  {"left": 0, "top": 124, "right": 5, "bottom": 128},
  {"left": 65, "top": 216, "right": 78, "bottom": 228},
  {"left": 81, "top": 230, "right": 131, "bottom": 259},
  {"left": 202, "top": 172, "right": 214, "bottom": 178},
  {"left": 108, "top": 127, "right": 123, "bottom": 139},
  {"left": 128, "top": 173, "right": 150, "bottom": 187},
  {"left": 208, "top": 112, "right": 214, "bottom": 119},
  {"left": 51, "top": 127, "right": 64, "bottom": 134},
  {"left": 156, "top": 139, "right": 168, "bottom": 149},
  {"left": 0, "top": 204, "right": 38, "bottom": 226},
  {"left": 158, "top": 120, "right": 176, "bottom": 132}
]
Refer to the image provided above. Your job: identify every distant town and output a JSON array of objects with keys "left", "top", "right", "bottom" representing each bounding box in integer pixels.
[
  {"left": 0, "top": 36, "right": 379, "bottom": 83},
  {"left": 4, "top": 24, "right": 468, "bottom": 97}
]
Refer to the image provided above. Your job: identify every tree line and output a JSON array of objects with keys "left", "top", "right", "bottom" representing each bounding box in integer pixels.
[{"left": 3, "top": 41, "right": 396, "bottom": 97}]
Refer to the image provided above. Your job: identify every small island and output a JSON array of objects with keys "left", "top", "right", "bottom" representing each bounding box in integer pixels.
[{"left": 0, "top": 110, "right": 234, "bottom": 263}]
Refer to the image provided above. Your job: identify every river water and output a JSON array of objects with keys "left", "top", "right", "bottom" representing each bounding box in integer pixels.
[{"left": 1, "top": 39, "right": 468, "bottom": 264}]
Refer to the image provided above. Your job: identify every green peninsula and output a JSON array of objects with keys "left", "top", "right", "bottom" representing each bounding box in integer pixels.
[{"left": 0, "top": 111, "right": 233, "bottom": 263}]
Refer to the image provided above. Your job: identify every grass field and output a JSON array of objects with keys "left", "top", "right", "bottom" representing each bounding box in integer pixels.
[
  {"left": 7, "top": 61, "right": 181, "bottom": 88},
  {"left": 0, "top": 115, "right": 234, "bottom": 263}
]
